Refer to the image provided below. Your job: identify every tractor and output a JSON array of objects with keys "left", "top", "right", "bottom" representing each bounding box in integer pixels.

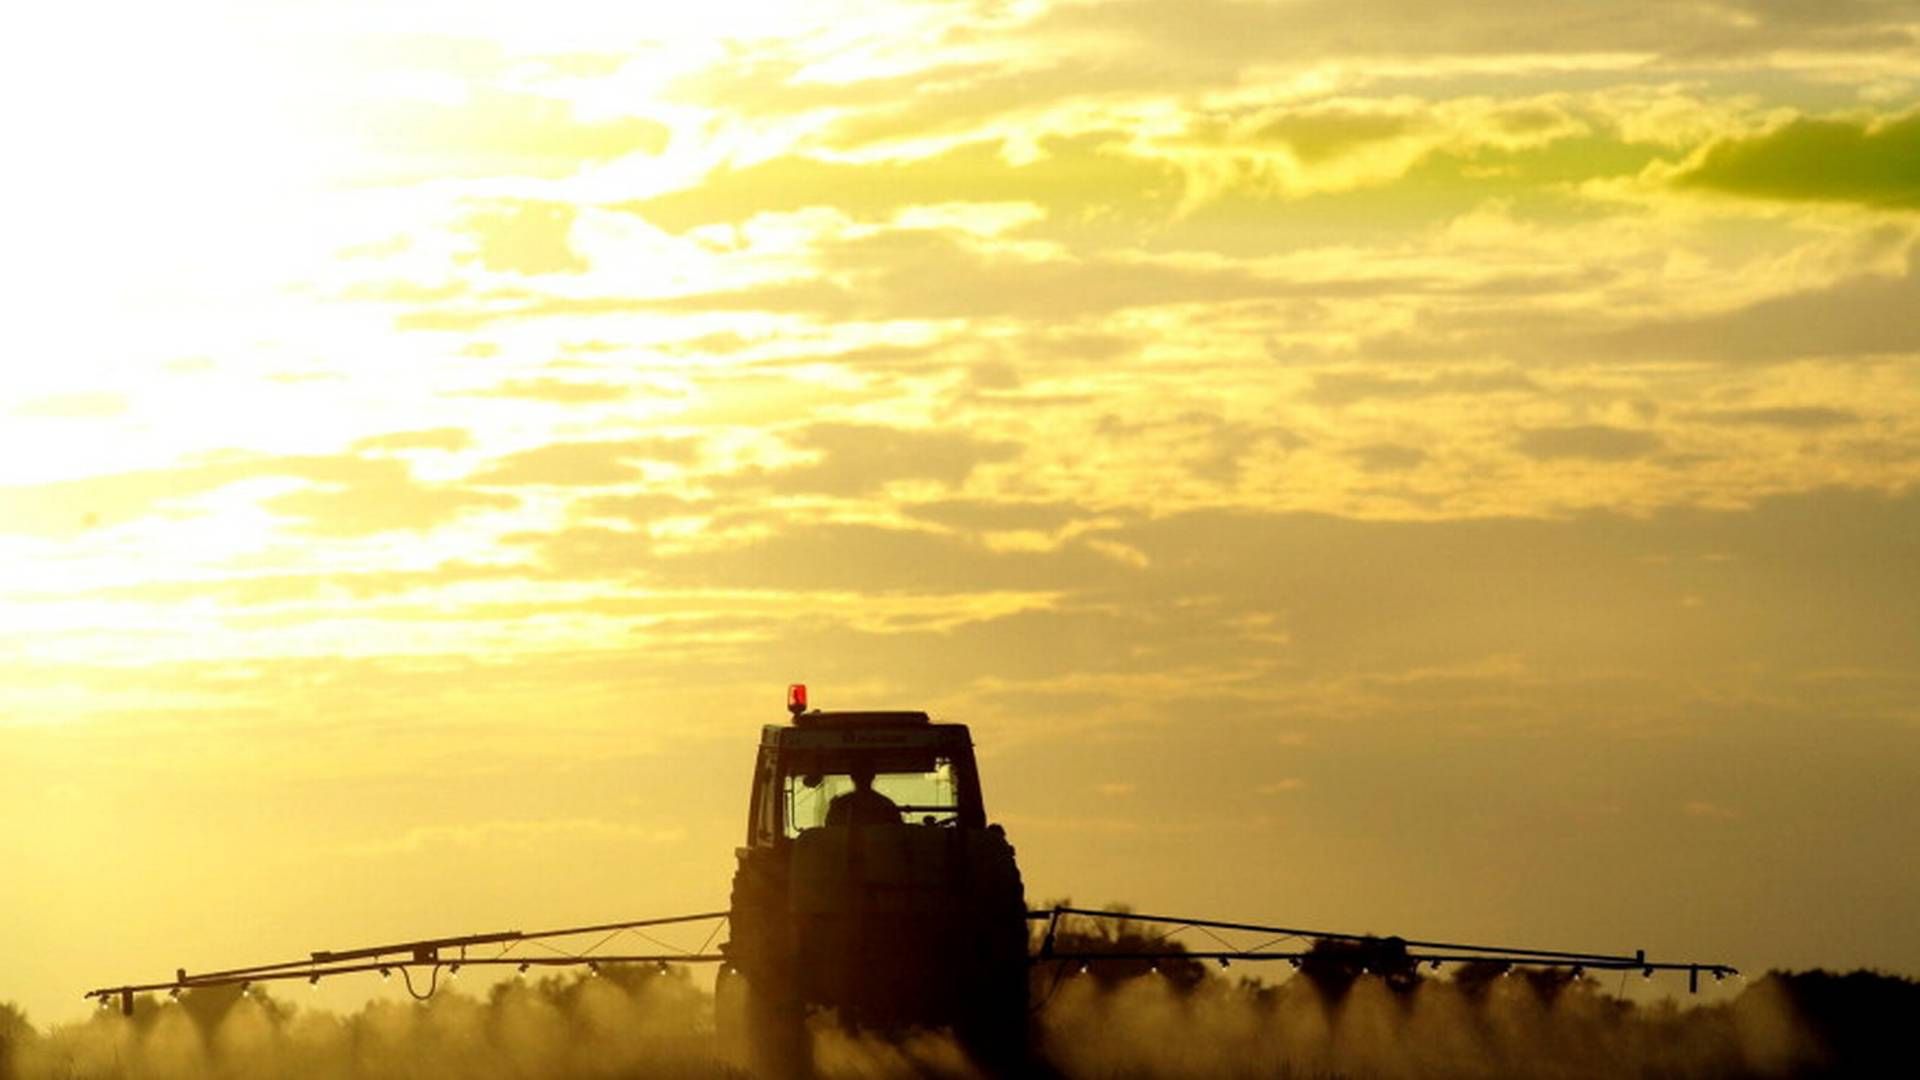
[{"left": 717, "top": 685, "right": 1030, "bottom": 1075}]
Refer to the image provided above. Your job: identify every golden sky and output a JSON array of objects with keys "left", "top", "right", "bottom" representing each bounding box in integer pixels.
[{"left": 4, "top": 0, "right": 1918, "bottom": 1024}]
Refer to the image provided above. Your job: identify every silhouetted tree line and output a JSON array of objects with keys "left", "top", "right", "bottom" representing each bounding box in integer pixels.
[
  {"left": 1027, "top": 902, "right": 1589, "bottom": 1005},
  {"left": 1028, "top": 903, "right": 1211, "bottom": 994},
  {"left": 1767, "top": 969, "right": 1920, "bottom": 1079},
  {"left": 0, "top": 1001, "right": 33, "bottom": 1080}
]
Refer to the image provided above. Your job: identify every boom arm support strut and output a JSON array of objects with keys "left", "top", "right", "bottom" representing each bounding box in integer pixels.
[{"left": 84, "top": 911, "right": 730, "bottom": 1016}]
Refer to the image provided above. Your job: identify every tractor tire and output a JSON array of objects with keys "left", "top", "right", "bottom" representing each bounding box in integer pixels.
[
  {"left": 714, "top": 963, "right": 749, "bottom": 1070},
  {"left": 743, "top": 972, "right": 811, "bottom": 1079},
  {"left": 956, "top": 827, "right": 1033, "bottom": 1073},
  {"left": 730, "top": 852, "right": 811, "bottom": 1077}
]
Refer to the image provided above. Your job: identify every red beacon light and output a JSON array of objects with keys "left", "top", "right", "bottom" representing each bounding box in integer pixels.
[{"left": 787, "top": 683, "right": 808, "bottom": 715}]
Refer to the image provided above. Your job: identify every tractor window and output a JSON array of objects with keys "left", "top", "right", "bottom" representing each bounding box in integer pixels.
[
  {"left": 753, "top": 748, "right": 780, "bottom": 846},
  {"left": 784, "top": 756, "right": 961, "bottom": 837}
]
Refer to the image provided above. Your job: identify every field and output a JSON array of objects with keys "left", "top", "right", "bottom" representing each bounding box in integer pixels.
[{"left": 4, "top": 964, "right": 1910, "bottom": 1079}]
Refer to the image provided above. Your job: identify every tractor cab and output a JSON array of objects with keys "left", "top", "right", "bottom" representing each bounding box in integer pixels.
[{"left": 743, "top": 706, "right": 987, "bottom": 849}]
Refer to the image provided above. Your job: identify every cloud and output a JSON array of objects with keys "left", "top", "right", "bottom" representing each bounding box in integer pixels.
[
  {"left": 1698, "top": 407, "right": 1862, "bottom": 430},
  {"left": 503, "top": 486, "right": 1920, "bottom": 686},
  {"left": 639, "top": 226, "right": 1426, "bottom": 322},
  {"left": 465, "top": 378, "right": 633, "bottom": 404},
  {"left": 721, "top": 423, "right": 1018, "bottom": 495},
  {"left": 1092, "top": 412, "right": 1307, "bottom": 487},
  {"left": 530, "top": 517, "right": 1122, "bottom": 593},
  {"left": 1514, "top": 425, "right": 1662, "bottom": 461},
  {"left": 0, "top": 454, "right": 510, "bottom": 538},
  {"left": 576, "top": 493, "right": 705, "bottom": 524},
  {"left": 352, "top": 428, "right": 474, "bottom": 453},
  {"left": 69, "top": 562, "right": 531, "bottom": 607},
  {"left": 339, "top": 87, "right": 670, "bottom": 182},
  {"left": 1675, "top": 110, "right": 1920, "bottom": 209},
  {"left": 262, "top": 457, "right": 517, "bottom": 537},
  {"left": 475, "top": 439, "right": 699, "bottom": 486},
  {"left": 641, "top": 0, "right": 1914, "bottom": 170},
  {"left": 621, "top": 133, "right": 1182, "bottom": 232},
  {"left": 1309, "top": 370, "right": 1539, "bottom": 407},
  {"left": 1351, "top": 444, "right": 1428, "bottom": 472},
  {"left": 397, "top": 134, "right": 1759, "bottom": 333},
  {"left": 950, "top": 487, "right": 1920, "bottom": 689},
  {"left": 1032, "top": 0, "right": 1917, "bottom": 69},
  {"left": 903, "top": 499, "right": 1096, "bottom": 533},
  {"left": 1590, "top": 256, "right": 1920, "bottom": 363},
  {"left": 618, "top": 99, "right": 1617, "bottom": 254},
  {"left": 0, "top": 462, "right": 253, "bottom": 537},
  {"left": 1162, "top": 96, "right": 1597, "bottom": 207},
  {"left": 1243, "top": 108, "right": 1421, "bottom": 165},
  {"left": 456, "top": 200, "right": 587, "bottom": 275}
]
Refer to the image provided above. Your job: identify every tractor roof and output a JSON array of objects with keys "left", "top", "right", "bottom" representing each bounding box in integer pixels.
[
  {"left": 763, "top": 712, "right": 972, "bottom": 752},
  {"left": 793, "top": 710, "right": 930, "bottom": 728}
]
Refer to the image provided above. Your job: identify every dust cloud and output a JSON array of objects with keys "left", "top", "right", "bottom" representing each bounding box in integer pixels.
[
  {"left": 1, "top": 967, "right": 719, "bottom": 1080},
  {"left": 2, "top": 964, "right": 1903, "bottom": 1078},
  {"left": 1034, "top": 966, "right": 1814, "bottom": 1078}
]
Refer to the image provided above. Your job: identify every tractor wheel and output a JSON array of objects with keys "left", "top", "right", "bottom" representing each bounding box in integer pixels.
[
  {"left": 714, "top": 964, "right": 750, "bottom": 1070},
  {"left": 957, "top": 832, "right": 1034, "bottom": 1073},
  {"left": 743, "top": 972, "right": 811, "bottom": 1079},
  {"left": 957, "top": 951, "right": 1032, "bottom": 1074}
]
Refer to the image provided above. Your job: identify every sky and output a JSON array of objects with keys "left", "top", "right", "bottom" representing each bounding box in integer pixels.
[{"left": 2, "top": 0, "right": 1917, "bottom": 1027}]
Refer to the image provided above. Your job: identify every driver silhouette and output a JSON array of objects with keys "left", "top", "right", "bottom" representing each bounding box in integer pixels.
[{"left": 826, "top": 763, "right": 902, "bottom": 826}]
